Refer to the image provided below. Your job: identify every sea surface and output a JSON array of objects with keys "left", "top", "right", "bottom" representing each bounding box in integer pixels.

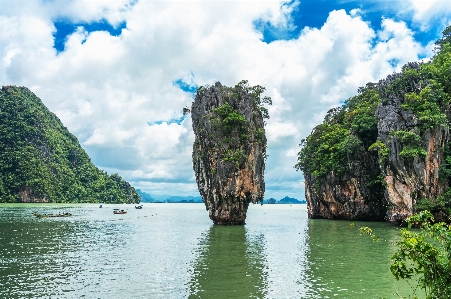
[{"left": 0, "top": 203, "right": 418, "bottom": 298}]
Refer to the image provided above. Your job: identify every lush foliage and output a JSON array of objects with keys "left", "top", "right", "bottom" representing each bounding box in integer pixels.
[
  {"left": 391, "top": 211, "right": 451, "bottom": 299},
  {"left": 199, "top": 80, "right": 271, "bottom": 168},
  {"left": 212, "top": 101, "right": 248, "bottom": 144},
  {"left": 392, "top": 130, "right": 428, "bottom": 160},
  {"left": 296, "top": 123, "right": 351, "bottom": 179},
  {"left": 0, "top": 86, "right": 140, "bottom": 203},
  {"left": 357, "top": 211, "right": 451, "bottom": 299},
  {"left": 295, "top": 88, "right": 381, "bottom": 189},
  {"left": 416, "top": 189, "right": 451, "bottom": 219},
  {"left": 368, "top": 140, "right": 389, "bottom": 163},
  {"left": 402, "top": 82, "right": 448, "bottom": 132}
]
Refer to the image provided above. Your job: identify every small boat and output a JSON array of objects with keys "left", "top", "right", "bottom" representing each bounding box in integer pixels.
[
  {"left": 113, "top": 209, "right": 127, "bottom": 214},
  {"left": 32, "top": 212, "right": 72, "bottom": 218},
  {"left": 135, "top": 205, "right": 143, "bottom": 209},
  {"left": 99, "top": 204, "right": 103, "bottom": 208}
]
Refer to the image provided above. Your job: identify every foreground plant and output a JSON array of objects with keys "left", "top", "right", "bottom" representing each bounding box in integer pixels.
[
  {"left": 391, "top": 211, "right": 451, "bottom": 299},
  {"left": 356, "top": 210, "right": 451, "bottom": 299}
]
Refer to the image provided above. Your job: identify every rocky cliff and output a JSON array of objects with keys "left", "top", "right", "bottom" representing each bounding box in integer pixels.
[
  {"left": 191, "top": 81, "right": 269, "bottom": 224},
  {"left": 297, "top": 86, "right": 388, "bottom": 221},
  {"left": 304, "top": 149, "right": 386, "bottom": 221},
  {"left": 297, "top": 28, "right": 451, "bottom": 221},
  {"left": 375, "top": 64, "right": 450, "bottom": 222}
]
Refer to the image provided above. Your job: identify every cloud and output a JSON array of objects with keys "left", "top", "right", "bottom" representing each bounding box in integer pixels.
[
  {"left": 408, "top": 0, "right": 451, "bottom": 29},
  {"left": 0, "top": 0, "right": 449, "bottom": 199}
]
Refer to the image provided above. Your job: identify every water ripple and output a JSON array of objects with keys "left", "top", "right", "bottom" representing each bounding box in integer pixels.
[{"left": 0, "top": 203, "right": 414, "bottom": 298}]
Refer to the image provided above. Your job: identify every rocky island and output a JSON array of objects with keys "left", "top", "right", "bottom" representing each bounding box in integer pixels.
[
  {"left": 296, "top": 27, "right": 451, "bottom": 222},
  {"left": 190, "top": 80, "right": 271, "bottom": 224}
]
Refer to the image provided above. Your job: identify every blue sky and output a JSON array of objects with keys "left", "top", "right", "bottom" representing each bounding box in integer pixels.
[
  {"left": 1, "top": 0, "right": 451, "bottom": 200},
  {"left": 256, "top": 0, "right": 442, "bottom": 47},
  {"left": 53, "top": 20, "right": 126, "bottom": 52},
  {"left": 49, "top": 1, "right": 445, "bottom": 54}
]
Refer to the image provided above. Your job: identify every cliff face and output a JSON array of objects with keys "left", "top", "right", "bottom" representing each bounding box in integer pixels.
[
  {"left": 191, "top": 81, "right": 268, "bottom": 224},
  {"left": 305, "top": 149, "right": 386, "bottom": 220},
  {"left": 376, "top": 71, "right": 450, "bottom": 222},
  {"left": 297, "top": 87, "right": 388, "bottom": 221}
]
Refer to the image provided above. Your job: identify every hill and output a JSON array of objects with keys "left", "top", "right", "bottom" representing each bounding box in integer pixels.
[
  {"left": 278, "top": 196, "right": 305, "bottom": 204},
  {"left": 136, "top": 189, "right": 154, "bottom": 202},
  {"left": 0, "top": 86, "right": 140, "bottom": 203}
]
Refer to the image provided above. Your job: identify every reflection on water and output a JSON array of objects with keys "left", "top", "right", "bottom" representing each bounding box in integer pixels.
[
  {"left": 305, "top": 219, "right": 415, "bottom": 299},
  {"left": 0, "top": 205, "right": 135, "bottom": 298},
  {"left": 0, "top": 203, "right": 422, "bottom": 298},
  {"left": 244, "top": 204, "right": 311, "bottom": 298},
  {"left": 188, "top": 225, "right": 267, "bottom": 299},
  {"left": 0, "top": 203, "right": 214, "bottom": 299}
]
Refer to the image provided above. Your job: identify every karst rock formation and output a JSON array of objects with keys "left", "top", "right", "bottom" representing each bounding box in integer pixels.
[
  {"left": 299, "top": 60, "right": 451, "bottom": 223},
  {"left": 190, "top": 81, "right": 269, "bottom": 224}
]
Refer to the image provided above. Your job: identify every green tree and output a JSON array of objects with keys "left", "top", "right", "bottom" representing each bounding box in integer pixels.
[{"left": 295, "top": 87, "right": 380, "bottom": 190}]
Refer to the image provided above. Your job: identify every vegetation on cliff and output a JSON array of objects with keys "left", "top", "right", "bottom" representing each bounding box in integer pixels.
[
  {"left": 197, "top": 80, "right": 271, "bottom": 169},
  {"left": 0, "top": 86, "right": 140, "bottom": 203},
  {"left": 295, "top": 87, "right": 381, "bottom": 190},
  {"left": 296, "top": 26, "right": 451, "bottom": 220}
]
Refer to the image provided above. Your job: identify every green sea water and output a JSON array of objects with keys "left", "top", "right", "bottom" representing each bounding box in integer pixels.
[{"left": 0, "top": 203, "right": 419, "bottom": 298}]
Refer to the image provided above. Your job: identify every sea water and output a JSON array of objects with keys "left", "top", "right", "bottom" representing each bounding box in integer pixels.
[{"left": 0, "top": 203, "right": 416, "bottom": 298}]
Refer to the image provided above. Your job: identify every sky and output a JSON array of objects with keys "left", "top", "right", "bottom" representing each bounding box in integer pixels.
[{"left": 1, "top": 0, "right": 451, "bottom": 200}]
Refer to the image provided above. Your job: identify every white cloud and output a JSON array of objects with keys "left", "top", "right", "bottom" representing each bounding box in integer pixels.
[
  {"left": 258, "top": 0, "right": 300, "bottom": 31},
  {"left": 408, "top": 0, "right": 451, "bottom": 29},
  {"left": 0, "top": 0, "right": 449, "bottom": 199}
]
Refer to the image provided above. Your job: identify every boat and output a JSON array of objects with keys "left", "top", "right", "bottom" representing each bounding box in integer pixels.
[
  {"left": 32, "top": 212, "right": 72, "bottom": 218},
  {"left": 113, "top": 209, "right": 127, "bottom": 214},
  {"left": 135, "top": 205, "right": 143, "bottom": 209}
]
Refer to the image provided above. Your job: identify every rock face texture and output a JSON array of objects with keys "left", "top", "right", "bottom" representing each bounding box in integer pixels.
[
  {"left": 304, "top": 150, "right": 386, "bottom": 220},
  {"left": 191, "top": 82, "right": 267, "bottom": 224},
  {"left": 376, "top": 72, "right": 450, "bottom": 222}
]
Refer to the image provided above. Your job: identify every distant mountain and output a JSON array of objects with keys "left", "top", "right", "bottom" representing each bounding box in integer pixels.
[
  {"left": 278, "top": 196, "right": 305, "bottom": 204},
  {"left": 165, "top": 196, "right": 202, "bottom": 203},
  {"left": 137, "top": 192, "right": 304, "bottom": 204},
  {"left": 0, "top": 86, "right": 140, "bottom": 204},
  {"left": 136, "top": 189, "right": 154, "bottom": 202},
  {"left": 145, "top": 194, "right": 170, "bottom": 202},
  {"left": 136, "top": 192, "right": 202, "bottom": 203},
  {"left": 263, "top": 196, "right": 306, "bottom": 204},
  {"left": 264, "top": 198, "right": 277, "bottom": 204}
]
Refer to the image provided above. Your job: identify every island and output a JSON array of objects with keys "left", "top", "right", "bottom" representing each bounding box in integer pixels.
[
  {"left": 190, "top": 80, "right": 271, "bottom": 224},
  {"left": 296, "top": 26, "right": 451, "bottom": 223}
]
